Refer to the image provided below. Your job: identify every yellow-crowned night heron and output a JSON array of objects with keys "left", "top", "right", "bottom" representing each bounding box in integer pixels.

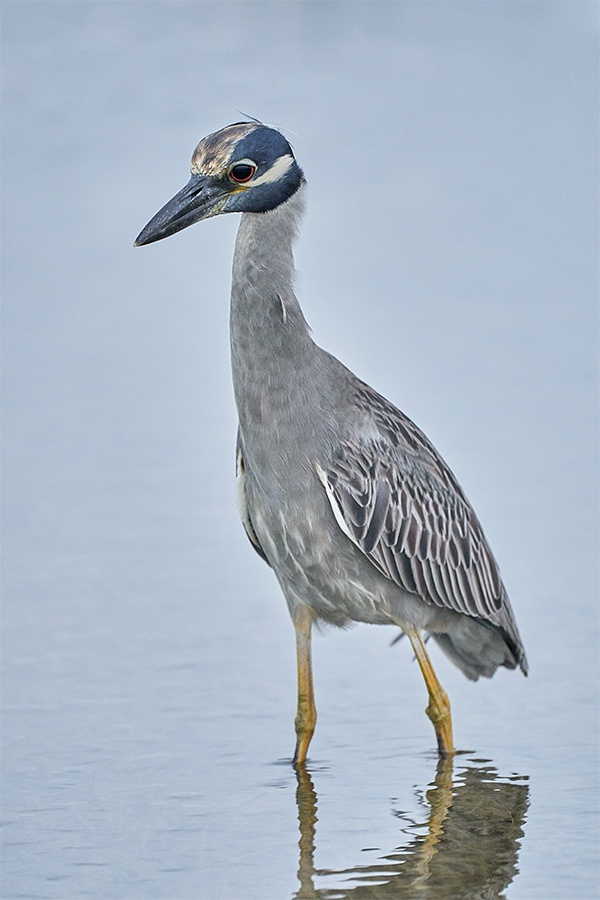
[{"left": 135, "top": 121, "right": 528, "bottom": 764}]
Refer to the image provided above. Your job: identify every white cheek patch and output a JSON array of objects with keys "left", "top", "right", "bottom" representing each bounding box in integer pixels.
[{"left": 251, "top": 154, "right": 294, "bottom": 187}]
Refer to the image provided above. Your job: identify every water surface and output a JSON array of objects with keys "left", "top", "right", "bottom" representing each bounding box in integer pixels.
[{"left": 2, "top": 3, "right": 598, "bottom": 898}]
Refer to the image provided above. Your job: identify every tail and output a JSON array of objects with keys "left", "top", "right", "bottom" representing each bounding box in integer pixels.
[{"left": 430, "top": 615, "right": 528, "bottom": 682}]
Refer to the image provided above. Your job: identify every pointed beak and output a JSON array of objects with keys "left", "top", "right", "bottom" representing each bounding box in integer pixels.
[{"left": 134, "top": 173, "right": 228, "bottom": 246}]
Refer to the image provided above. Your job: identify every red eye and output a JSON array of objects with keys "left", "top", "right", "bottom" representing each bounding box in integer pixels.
[{"left": 229, "top": 163, "right": 256, "bottom": 183}]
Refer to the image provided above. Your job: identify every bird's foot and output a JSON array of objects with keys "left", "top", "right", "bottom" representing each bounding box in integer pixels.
[{"left": 426, "top": 690, "right": 455, "bottom": 758}]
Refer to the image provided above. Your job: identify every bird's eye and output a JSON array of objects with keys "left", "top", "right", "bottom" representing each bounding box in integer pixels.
[{"left": 229, "top": 161, "right": 257, "bottom": 184}]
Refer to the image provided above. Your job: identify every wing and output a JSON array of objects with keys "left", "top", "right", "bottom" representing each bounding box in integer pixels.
[
  {"left": 317, "top": 382, "right": 506, "bottom": 622},
  {"left": 235, "top": 435, "right": 270, "bottom": 565}
]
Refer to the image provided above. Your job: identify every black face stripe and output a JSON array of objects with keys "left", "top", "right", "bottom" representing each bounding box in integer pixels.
[{"left": 230, "top": 127, "right": 295, "bottom": 170}]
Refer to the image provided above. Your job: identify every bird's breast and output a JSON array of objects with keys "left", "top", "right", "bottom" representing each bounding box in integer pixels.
[{"left": 238, "top": 439, "right": 401, "bottom": 627}]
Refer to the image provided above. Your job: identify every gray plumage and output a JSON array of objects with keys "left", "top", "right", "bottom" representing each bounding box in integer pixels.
[{"left": 136, "top": 121, "right": 527, "bottom": 761}]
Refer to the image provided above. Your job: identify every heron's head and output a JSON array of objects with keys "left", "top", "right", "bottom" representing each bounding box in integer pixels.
[{"left": 135, "top": 121, "right": 305, "bottom": 246}]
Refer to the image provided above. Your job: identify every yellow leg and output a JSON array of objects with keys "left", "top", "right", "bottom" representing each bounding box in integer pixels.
[
  {"left": 292, "top": 606, "right": 317, "bottom": 767},
  {"left": 405, "top": 625, "right": 455, "bottom": 758}
]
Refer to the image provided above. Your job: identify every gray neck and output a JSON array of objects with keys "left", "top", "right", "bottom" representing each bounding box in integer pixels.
[{"left": 230, "top": 186, "right": 317, "bottom": 430}]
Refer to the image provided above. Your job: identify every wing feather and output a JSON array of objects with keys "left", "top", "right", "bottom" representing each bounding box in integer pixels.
[
  {"left": 236, "top": 438, "right": 270, "bottom": 565},
  {"left": 317, "top": 381, "right": 509, "bottom": 624}
]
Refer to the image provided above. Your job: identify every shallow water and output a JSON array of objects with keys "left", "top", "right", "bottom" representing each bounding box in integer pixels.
[{"left": 2, "top": 3, "right": 598, "bottom": 899}]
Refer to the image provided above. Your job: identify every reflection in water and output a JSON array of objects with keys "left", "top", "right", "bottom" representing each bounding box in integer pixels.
[{"left": 295, "top": 758, "right": 529, "bottom": 899}]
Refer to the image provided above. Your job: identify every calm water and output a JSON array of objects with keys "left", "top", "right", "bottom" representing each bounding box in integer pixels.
[{"left": 2, "top": 3, "right": 598, "bottom": 898}]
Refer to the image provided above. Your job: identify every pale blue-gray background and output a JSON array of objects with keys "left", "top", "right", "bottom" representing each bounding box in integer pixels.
[{"left": 2, "top": 2, "right": 598, "bottom": 898}]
